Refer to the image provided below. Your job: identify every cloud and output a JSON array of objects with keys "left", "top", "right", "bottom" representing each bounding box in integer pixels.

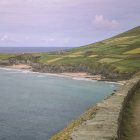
[
  {"left": 1, "top": 35, "right": 8, "bottom": 41},
  {"left": 93, "top": 15, "right": 119, "bottom": 30},
  {"left": 0, "top": 0, "right": 139, "bottom": 47},
  {"left": 0, "top": 34, "right": 18, "bottom": 43}
]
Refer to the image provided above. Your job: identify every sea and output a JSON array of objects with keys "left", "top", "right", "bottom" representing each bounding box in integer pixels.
[
  {"left": 0, "top": 47, "right": 74, "bottom": 53},
  {"left": 0, "top": 68, "right": 121, "bottom": 140}
]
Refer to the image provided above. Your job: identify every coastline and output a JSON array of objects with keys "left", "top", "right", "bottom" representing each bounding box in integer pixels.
[
  {"left": 50, "top": 78, "right": 140, "bottom": 140},
  {"left": 1, "top": 63, "right": 133, "bottom": 140},
  {"left": 1, "top": 64, "right": 125, "bottom": 85},
  {"left": 6, "top": 64, "right": 32, "bottom": 70}
]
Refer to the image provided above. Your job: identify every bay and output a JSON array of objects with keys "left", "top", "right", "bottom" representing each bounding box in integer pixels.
[{"left": 0, "top": 69, "right": 120, "bottom": 140}]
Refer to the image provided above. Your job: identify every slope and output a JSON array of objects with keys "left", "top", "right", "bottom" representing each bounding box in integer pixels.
[
  {"left": 0, "top": 26, "right": 140, "bottom": 80},
  {"left": 37, "top": 26, "right": 140, "bottom": 80}
]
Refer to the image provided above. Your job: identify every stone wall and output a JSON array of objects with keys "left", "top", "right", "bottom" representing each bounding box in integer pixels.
[
  {"left": 50, "top": 78, "right": 140, "bottom": 140},
  {"left": 70, "top": 78, "right": 140, "bottom": 140}
]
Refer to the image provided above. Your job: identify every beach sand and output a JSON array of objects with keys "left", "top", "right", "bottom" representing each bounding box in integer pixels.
[
  {"left": 61, "top": 72, "right": 102, "bottom": 80},
  {"left": 7, "top": 64, "right": 32, "bottom": 70},
  {"left": 5, "top": 64, "right": 126, "bottom": 84}
]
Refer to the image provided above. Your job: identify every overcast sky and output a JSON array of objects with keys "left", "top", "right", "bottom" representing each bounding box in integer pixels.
[{"left": 0, "top": 0, "right": 140, "bottom": 47}]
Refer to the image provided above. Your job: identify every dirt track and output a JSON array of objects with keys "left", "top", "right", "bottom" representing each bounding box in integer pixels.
[
  {"left": 130, "top": 90, "right": 140, "bottom": 140},
  {"left": 121, "top": 89, "right": 140, "bottom": 140}
]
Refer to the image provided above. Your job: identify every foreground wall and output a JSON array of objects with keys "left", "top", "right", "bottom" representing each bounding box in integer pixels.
[
  {"left": 50, "top": 78, "right": 140, "bottom": 140},
  {"left": 70, "top": 78, "right": 140, "bottom": 140}
]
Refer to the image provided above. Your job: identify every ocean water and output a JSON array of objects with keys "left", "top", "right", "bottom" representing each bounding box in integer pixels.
[
  {"left": 0, "top": 47, "right": 73, "bottom": 53},
  {"left": 0, "top": 68, "right": 120, "bottom": 140}
]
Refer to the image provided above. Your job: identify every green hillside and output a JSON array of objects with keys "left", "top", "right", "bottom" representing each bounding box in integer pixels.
[
  {"left": 37, "top": 26, "right": 140, "bottom": 79},
  {"left": 0, "top": 26, "right": 140, "bottom": 80}
]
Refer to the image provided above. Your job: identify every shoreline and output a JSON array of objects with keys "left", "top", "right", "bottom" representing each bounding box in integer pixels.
[
  {"left": 0, "top": 64, "right": 125, "bottom": 85},
  {"left": 50, "top": 78, "right": 140, "bottom": 140},
  {"left": 6, "top": 64, "right": 103, "bottom": 80},
  {"left": 6, "top": 64, "right": 32, "bottom": 70},
  {"left": 0, "top": 64, "right": 133, "bottom": 140}
]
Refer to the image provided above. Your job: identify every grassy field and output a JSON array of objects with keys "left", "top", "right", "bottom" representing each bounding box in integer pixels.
[
  {"left": 0, "top": 26, "right": 140, "bottom": 79},
  {"left": 0, "top": 54, "right": 16, "bottom": 60},
  {"left": 36, "top": 26, "right": 140, "bottom": 78}
]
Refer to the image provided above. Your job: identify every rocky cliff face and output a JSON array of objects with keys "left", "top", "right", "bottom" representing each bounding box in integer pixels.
[
  {"left": 0, "top": 54, "right": 40, "bottom": 66},
  {"left": 8, "top": 54, "right": 40, "bottom": 65},
  {"left": 0, "top": 60, "right": 10, "bottom": 66},
  {"left": 32, "top": 63, "right": 129, "bottom": 80}
]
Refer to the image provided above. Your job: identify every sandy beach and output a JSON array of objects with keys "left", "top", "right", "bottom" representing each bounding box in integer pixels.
[
  {"left": 5, "top": 64, "right": 126, "bottom": 84},
  {"left": 6, "top": 64, "right": 32, "bottom": 70},
  {"left": 61, "top": 72, "right": 103, "bottom": 80},
  {"left": 7, "top": 65, "right": 103, "bottom": 80}
]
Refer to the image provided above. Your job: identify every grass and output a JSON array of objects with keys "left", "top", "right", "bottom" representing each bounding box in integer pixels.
[
  {"left": 124, "top": 48, "right": 140, "bottom": 54},
  {"left": 1, "top": 26, "right": 140, "bottom": 79},
  {"left": 98, "top": 58, "right": 122, "bottom": 63},
  {"left": 114, "top": 26, "right": 140, "bottom": 37},
  {"left": 88, "top": 55, "right": 98, "bottom": 58},
  {"left": 114, "top": 58, "right": 140, "bottom": 73},
  {"left": 47, "top": 57, "right": 63, "bottom": 63},
  {"left": 0, "top": 54, "right": 16, "bottom": 60},
  {"left": 34, "top": 26, "right": 140, "bottom": 79},
  {"left": 63, "top": 54, "right": 82, "bottom": 58}
]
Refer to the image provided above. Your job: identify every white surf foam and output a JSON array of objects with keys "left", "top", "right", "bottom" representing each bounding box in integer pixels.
[{"left": 72, "top": 77, "right": 95, "bottom": 82}]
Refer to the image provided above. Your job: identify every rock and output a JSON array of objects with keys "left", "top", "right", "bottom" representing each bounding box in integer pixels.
[{"left": 0, "top": 60, "right": 10, "bottom": 65}]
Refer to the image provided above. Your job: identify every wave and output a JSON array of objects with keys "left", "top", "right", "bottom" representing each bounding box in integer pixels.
[
  {"left": 0, "top": 67, "right": 123, "bottom": 84},
  {"left": 37, "top": 75, "right": 46, "bottom": 78},
  {"left": 72, "top": 77, "right": 95, "bottom": 82},
  {"left": 104, "top": 81, "right": 124, "bottom": 85},
  {"left": 0, "top": 67, "right": 96, "bottom": 82},
  {"left": 21, "top": 70, "right": 31, "bottom": 74},
  {"left": 0, "top": 67, "right": 23, "bottom": 73}
]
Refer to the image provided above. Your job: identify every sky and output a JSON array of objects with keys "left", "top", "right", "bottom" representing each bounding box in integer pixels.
[{"left": 0, "top": 0, "right": 140, "bottom": 47}]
